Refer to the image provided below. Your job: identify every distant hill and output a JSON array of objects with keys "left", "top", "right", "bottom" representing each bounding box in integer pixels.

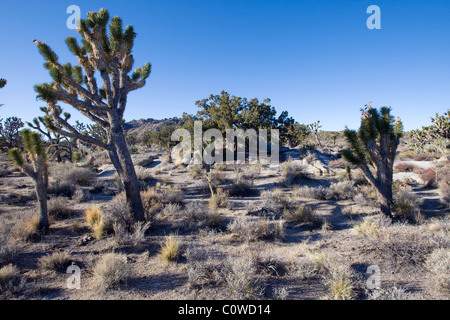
[{"left": 124, "top": 117, "right": 182, "bottom": 137}]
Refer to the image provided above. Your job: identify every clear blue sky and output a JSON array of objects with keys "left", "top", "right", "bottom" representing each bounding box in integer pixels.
[{"left": 0, "top": 0, "right": 449, "bottom": 131}]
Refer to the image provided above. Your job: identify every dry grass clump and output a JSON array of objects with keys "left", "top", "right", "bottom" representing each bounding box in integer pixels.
[
  {"left": 50, "top": 163, "right": 95, "bottom": 186},
  {"left": 141, "top": 186, "right": 184, "bottom": 210},
  {"left": 17, "top": 215, "right": 41, "bottom": 242},
  {"left": 47, "top": 196, "right": 72, "bottom": 220},
  {"left": 160, "top": 234, "right": 181, "bottom": 262},
  {"left": 38, "top": 251, "right": 72, "bottom": 271},
  {"left": 392, "top": 187, "right": 423, "bottom": 222},
  {"left": 0, "top": 264, "right": 21, "bottom": 294},
  {"left": 85, "top": 205, "right": 105, "bottom": 240},
  {"left": 424, "top": 248, "right": 450, "bottom": 293},
  {"left": 227, "top": 217, "right": 284, "bottom": 243},
  {"left": 281, "top": 160, "right": 309, "bottom": 185},
  {"left": 353, "top": 219, "right": 381, "bottom": 237},
  {"left": 283, "top": 204, "right": 320, "bottom": 226},
  {"left": 161, "top": 203, "right": 182, "bottom": 218},
  {"left": 92, "top": 253, "right": 130, "bottom": 292},
  {"left": 209, "top": 188, "right": 230, "bottom": 209},
  {"left": 222, "top": 255, "right": 265, "bottom": 300}
]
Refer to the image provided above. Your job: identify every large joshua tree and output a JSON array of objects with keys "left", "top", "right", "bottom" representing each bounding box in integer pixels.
[
  {"left": 34, "top": 9, "right": 151, "bottom": 221},
  {"left": 9, "top": 130, "right": 50, "bottom": 232},
  {"left": 341, "top": 104, "right": 403, "bottom": 218}
]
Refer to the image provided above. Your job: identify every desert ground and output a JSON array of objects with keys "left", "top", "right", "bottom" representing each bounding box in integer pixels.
[{"left": 0, "top": 133, "right": 448, "bottom": 300}]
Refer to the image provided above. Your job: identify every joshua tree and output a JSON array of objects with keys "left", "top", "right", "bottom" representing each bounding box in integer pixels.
[
  {"left": 341, "top": 104, "right": 403, "bottom": 218},
  {"left": 0, "top": 78, "right": 6, "bottom": 89},
  {"left": 28, "top": 106, "right": 74, "bottom": 161},
  {"left": 33, "top": 8, "right": 151, "bottom": 221},
  {"left": 308, "top": 120, "right": 323, "bottom": 148},
  {"left": 9, "top": 129, "right": 50, "bottom": 232}
]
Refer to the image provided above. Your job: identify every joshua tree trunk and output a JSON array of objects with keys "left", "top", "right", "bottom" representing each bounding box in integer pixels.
[
  {"left": 35, "top": 179, "right": 50, "bottom": 232},
  {"left": 109, "top": 123, "right": 145, "bottom": 221}
]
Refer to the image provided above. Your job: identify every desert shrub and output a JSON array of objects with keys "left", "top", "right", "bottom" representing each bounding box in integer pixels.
[
  {"left": 38, "top": 251, "right": 72, "bottom": 271},
  {"left": 227, "top": 217, "right": 284, "bottom": 242},
  {"left": 294, "top": 186, "right": 328, "bottom": 200},
  {"left": 227, "top": 177, "right": 255, "bottom": 197},
  {"left": 214, "top": 163, "right": 228, "bottom": 171},
  {"left": 134, "top": 165, "right": 153, "bottom": 186},
  {"left": 50, "top": 163, "right": 95, "bottom": 186},
  {"left": 369, "top": 223, "right": 446, "bottom": 272},
  {"left": 327, "top": 181, "right": 358, "bottom": 200},
  {"left": 188, "top": 165, "right": 204, "bottom": 179},
  {"left": 424, "top": 248, "right": 450, "bottom": 293},
  {"left": 283, "top": 204, "right": 319, "bottom": 226},
  {"left": 222, "top": 256, "right": 264, "bottom": 300},
  {"left": 439, "top": 181, "right": 450, "bottom": 208},
  {"left": 160, "top": 234, "right": 181, "bottom": 262},
  {"left": 281, "top": 160, "right": 309, "bottom": 185},
  {"left": 294, "top": 182, "right": 357, "bottom": 201},
  {"left": 262, "top": 188, "right": 294, "bottom": 213},
  {"left": 186, "top": 246, "right": 223, "bottom": 288},
  {"left": 181, "top": 202, "right": 211, "bottom": 230},
  {"left": 72, "top": 188, "right": 90, "bottom": 203},
  {"left": 0, "top": 227, "right": 18, "bottom": 267},
  {"left": 161, "top": 203, "right": 182, "bottom": 218},
  {"left": 419, "top": 168, "right": 439, "bottom": 188},
  {"left": 392, "top": 187, "right": 423, "bottom": 222},
  {"left": 48, "top": 180, "right": 76, "bottom": 197},
  {"left": 113, "top": 221, "right": 151, "bottom": 249},
  {"left": 47, "top": 196, "right": 72, "bottom": 220},
  {"left": 141, "top": 186, "right": 184, "bottom": 210},
  {"left": 413, "top": 153, "right": 441, "bottom": 161},
  {"left": 320, "top": 253, "right": 356, "bottom": 300},
  {"left": 92, "top": 253, "right": 129, "bottom": 292},
  {"left": 394, "top": 163, "right": 423, "bottom": 173},
  {"left": 209, "top": 188, "right": 230, "bottom": 209},
  {"left": 0, "top": 264, "right": 20, "bottom": 293},
  {"left": 368, "top": 286, "right": 413, "bottom": 300}
]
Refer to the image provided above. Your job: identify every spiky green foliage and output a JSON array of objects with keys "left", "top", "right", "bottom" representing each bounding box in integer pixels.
[
  {"left": 410, "top": 110, "right": 450, "bottom": 155},
  {"left": 8, "top": 148, "right": 24, "bottom": 167},
  {"left": 341, "top": 104, "right": 403, "bottom": 218},
  {"left": 0, "top": 78, "right": 6, "bottom": 89}
]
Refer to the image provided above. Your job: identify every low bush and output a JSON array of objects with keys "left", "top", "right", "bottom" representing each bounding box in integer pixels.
[
  {"left": 38, "top": 251, "right": 72, "bottom": 271},
  {"left": 92, "top": 253, "right": 129, "bottom": 292}
]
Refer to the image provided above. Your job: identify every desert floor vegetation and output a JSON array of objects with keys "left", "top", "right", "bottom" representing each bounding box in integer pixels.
[{"left": 0, "top": 133, "right": 448, "bottom": 301}]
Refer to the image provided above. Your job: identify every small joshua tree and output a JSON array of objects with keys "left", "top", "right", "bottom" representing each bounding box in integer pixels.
[
  {"left": 341, "top": 104, "right": 403, "bottom": 218},
  {"left": 28, "top": 106, "right": 74, "bottom": 162},
  {"left": 0, "top": 78, "right": 6, "bottom": 89},
  {"left": 33, "top": 8, "right": 151, "bottom": 221},
  {"left": 9, "top": 129, "right": 50, "bottom": 232}
]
